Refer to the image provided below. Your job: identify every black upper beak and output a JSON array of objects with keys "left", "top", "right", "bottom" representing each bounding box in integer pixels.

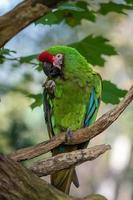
[{"left": 43, "top": 61, "right": 61, "bottom": 78}]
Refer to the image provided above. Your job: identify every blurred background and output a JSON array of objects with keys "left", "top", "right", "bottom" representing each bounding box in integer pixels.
[{"left": 0, "top": 0, "right": 133, "bottom": 200}]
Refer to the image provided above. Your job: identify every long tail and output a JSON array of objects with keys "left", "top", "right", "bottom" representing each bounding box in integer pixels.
[{"left": 51, "top": 146, "right": 79, "bottom": 194}]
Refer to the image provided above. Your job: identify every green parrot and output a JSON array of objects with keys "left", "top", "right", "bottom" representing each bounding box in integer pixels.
[{"left": 38, "top": 46, "right": 102, "bottom": 194}]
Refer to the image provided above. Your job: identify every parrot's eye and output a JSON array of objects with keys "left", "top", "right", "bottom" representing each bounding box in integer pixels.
[
  {"left": 53, "top": 53, "right": 64, "bottom": 70},
  {"left": 56, "top": 54, "right": 63, "bottom": 58}
]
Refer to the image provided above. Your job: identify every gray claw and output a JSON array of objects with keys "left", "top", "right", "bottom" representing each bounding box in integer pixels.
[{"left": 66, "top": 128, "right": 73, "bottom": 142}]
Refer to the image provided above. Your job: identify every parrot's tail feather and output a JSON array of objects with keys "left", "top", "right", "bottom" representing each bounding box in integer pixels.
[
  {"left": 51, "top": 145, "right": 79, "bottom": 194},
  {"left": 72, "top": 168, "right": 80, "bottom": 188},
  {"left": 51, "top": 167, "right": 79, "bottom": 194}
]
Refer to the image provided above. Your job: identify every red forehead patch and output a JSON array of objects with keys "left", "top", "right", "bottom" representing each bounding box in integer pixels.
[{"left": 38, "top": 51, "right": 54, "bottom": 63}]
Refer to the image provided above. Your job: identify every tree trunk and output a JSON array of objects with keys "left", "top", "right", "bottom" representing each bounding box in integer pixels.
[{"left": 0, "top": 156, "right": 107, "bottom": 200}]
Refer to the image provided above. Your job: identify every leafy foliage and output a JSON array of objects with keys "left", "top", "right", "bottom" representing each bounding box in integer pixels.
[
  {"left": 125, "top": 0, "right": 133, "bottom": 4},
  {"left": 102, "top": 80, "right": 127, "bottom": 104},
  {"left": 58, "top": 2, "right": 85, "bottom": 12},
  {"left": 0, "top": 48, "right": 16, "bottom": 63},
  {"left": 70, "top": 35, "right": 117, "bottom": 66},
  {"left": 19, "top": 54, "right": 38, "bottom": 64},
  {"left": 0, "top": 48, "right": 16, "bottom": 55},
  {"left": 36, "top": 1, "right": 95, "bottom": 27},
  {"left": 36, "top": 1, "right": 133, "bottom": 27},
  {"left": 19, "top": 54, "right": 42, "bottom": 71},
  {"left": 28, "top": 93, "right": 43, "bottom": 109},
  {"left": 99, "top": 2, "right": 133, "bottom": 15}
]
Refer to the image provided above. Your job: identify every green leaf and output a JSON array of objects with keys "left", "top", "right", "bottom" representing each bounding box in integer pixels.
[
  {"left": 70, "top": 35, "right": 117, "bottom": 66},
  {"left": 0, "top": 56, "right": 4, "bottom": 64},
  {"left": 35, "top": 64, "right": 43, "bottom": 71},
  {"left": 28, "top": 93, "right": 42, "bottom": 109},
  {"left": 102, "top": 80, "right": 127, "bottom": 104},
  {"left": 36, "top": 12, "right": 61, "bottom": 25},
  {"left": 58, "top": 2, "right": 85, "bottom": 12},
  {"left": 0, "top": 48, "right": 16, "bottom": 64},
  {"left": 36, "top": 1, "right": 95, "bottom": 27},
  {"left": 65, "top": 1, "right": 96, "bottom": 26},
  {"left": 125, "top": 0, "right": 133, "bottom": 4},
  {"left": 0, "top": 48, "right": 16, "bottom": 56},
  {"left": 19, "top": 54, "right": 38, "bottom": 64},
  {"left": 99, "top": 2, "right": 133, "bottom": 15}
]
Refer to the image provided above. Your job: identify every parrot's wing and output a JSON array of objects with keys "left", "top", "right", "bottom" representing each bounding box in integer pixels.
[
  {"left": 43, "top": 88, "right": 54, "bottom": 139},
  {"left": 84, "top": 88, "right": 100, "bottom": 127},
  {"left": 78, "top": 87, "right": 100, "bottom": 150}
]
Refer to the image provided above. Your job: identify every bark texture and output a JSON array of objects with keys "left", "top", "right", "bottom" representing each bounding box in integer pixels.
[
  {"left": 30, "top": 144, "right": 111, "bottom": 176},
  {"left": 0, "top": 156, "right": 107, "bottom": 200},
  {"left": 0, "top": 0, "right": 65, "bottom": 47}
]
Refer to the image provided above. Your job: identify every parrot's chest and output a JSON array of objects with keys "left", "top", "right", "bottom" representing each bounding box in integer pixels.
[{"left": 51, "top": 79, "right": 91, "bottom": 133}]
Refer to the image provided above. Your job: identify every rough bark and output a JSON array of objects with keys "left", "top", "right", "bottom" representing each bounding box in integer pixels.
[
  {"left": 30, "top": 144, "right": 111, "bottom": 176},
  {"left": 0, "top": 0, "right": 65, "bottom": 47},
  {"left": 9, "top": 85, "right": 133, "bottom": 162},
  {"left": 0, "top": 156, "right": 107, "bottom": 200}
]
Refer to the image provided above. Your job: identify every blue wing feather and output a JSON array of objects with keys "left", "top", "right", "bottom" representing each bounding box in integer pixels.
[
  {"left": 87, "top": 89, "right": 95, "bottom": 114},
  {"left": 84, "top": 88, "right": 100, "bottom": 127}
]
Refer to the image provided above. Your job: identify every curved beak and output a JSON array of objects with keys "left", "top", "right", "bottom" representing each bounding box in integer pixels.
[
  {"left": 42, "top": 61, "right": 61, "bottom": 78},
  {"left": 42, "top": 61, "right": 53, "bottom": 77}
]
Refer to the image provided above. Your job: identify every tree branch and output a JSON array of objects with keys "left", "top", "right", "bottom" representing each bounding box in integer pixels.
[
  {"left": 30, "top": 144, "right": 111, "bottom": 177},
  {"left": 0, "top": 0, "right": 64, "bottom": 47},
  {"left": 9, "top": 85, "right": 133, "bottom": 162},
  {"left": 0, "top": 156, "right": 107, "bottom": 200}
]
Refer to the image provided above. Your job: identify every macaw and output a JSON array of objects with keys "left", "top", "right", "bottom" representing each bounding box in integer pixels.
[{"left": 38, "top": 46, "right": 102, "bottom": 194}]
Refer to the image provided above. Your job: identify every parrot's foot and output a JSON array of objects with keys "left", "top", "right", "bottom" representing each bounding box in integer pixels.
[
  {"left": 43, "top": 80, "right": 56, "bottom": 96},
  {"left": 66, "top": 128, "right": 73, "bottom": 143}
]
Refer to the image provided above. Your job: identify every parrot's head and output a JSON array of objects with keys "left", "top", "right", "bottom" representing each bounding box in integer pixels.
[{"left": 38, "top": 51, "right": 64, "bottom": 78}]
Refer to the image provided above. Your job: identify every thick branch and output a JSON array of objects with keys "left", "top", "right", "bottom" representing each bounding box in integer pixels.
[
  {"left": 0, "top": 156, "right": 107, "bottom": 200},
  {"left": 30, "top": 144, "right": 111, "bottom": 176},
  {"left": 0, "top": 0, "right": 64, "bottom": 47},
  {"left": 9, "top": 85, "right": 133, "bottom": 162}
]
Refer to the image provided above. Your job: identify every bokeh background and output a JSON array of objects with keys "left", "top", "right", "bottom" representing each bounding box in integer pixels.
[{"left": 0, "top": 1, "right": 133, "bottom": 200}]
